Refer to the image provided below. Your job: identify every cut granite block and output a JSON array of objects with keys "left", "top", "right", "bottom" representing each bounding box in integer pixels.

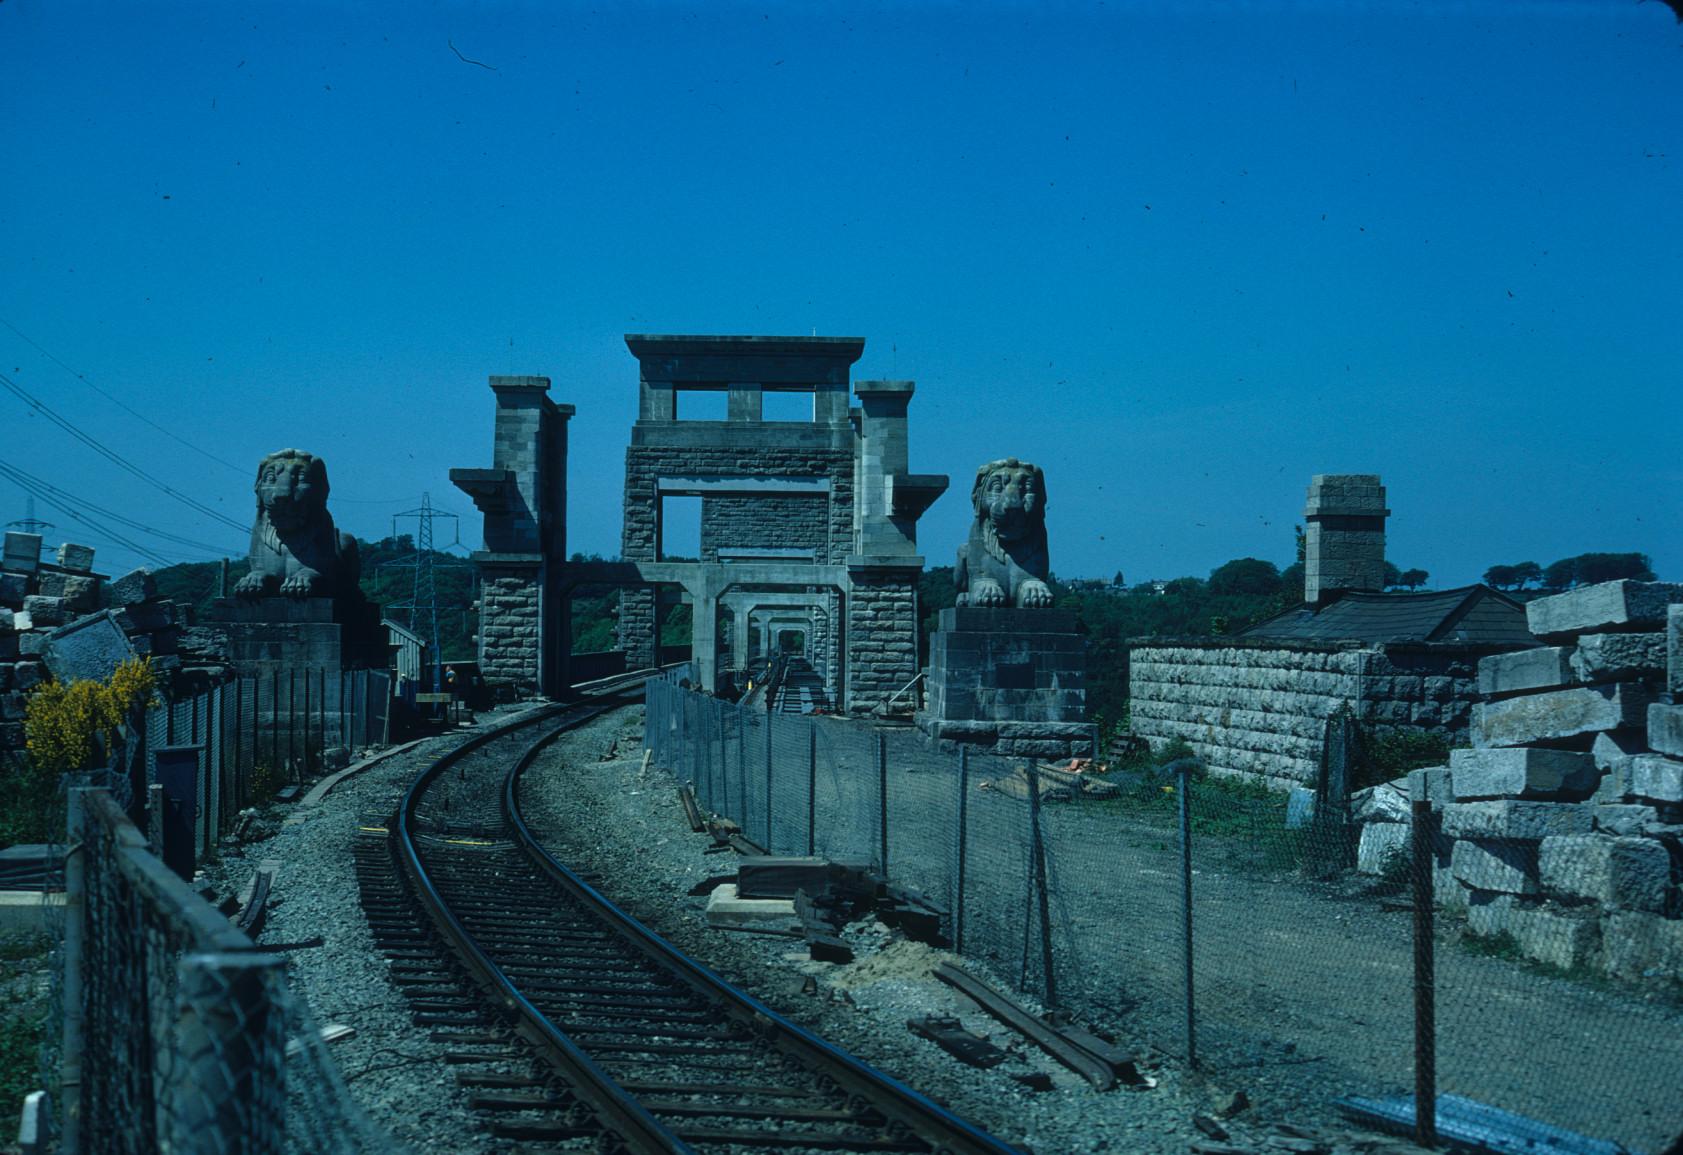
[
  {"left": 1600, "top": 910, "right": 1683, "bottom": 981},
  {"left": 1595, "top": 804, "right": 1659, "bottom": 836},
  {"left": 1527, "top": 580, "right": 1683, "bottom": 640},
  {"left": 1, "top": 533, "right": 41, "bottom": 575},
  {"left": 1451, "top": 838, "right": 1539, "bottom": 894},
  {"left": 1465, "top": 888, "right": 1516, "bottom": 937},
  {"left": 1478, "top": 646, "right": 1574, "bottom": 699},
  {"left": 109, "top": 568, "right": 158, "bottom": 606},
  {"left": 1570, "top": 632, "right": 1666, "bottom": 683},
  {"left": 1506, "top": 904, "right": 1602, "bottom": 971},
  {"left": 1539, "top": 833, "right": 1671, "bottom": 912},
  {"left": 1627, "top": 754, "right": 1683, "bottom": 804},
  {"left": 1669, "top": 605, "right": 1682, "bottom": 696},
  {"left": 1357, "top": 822, "right": 1410, "bottom": 875},
  {"left": 1442, "top": 800, "right": 1593, "bottom": 840},
  {"left": 1449, "top": 747, "right": 1598, "bottom": 801},
  {"left": 1649, "top": 704, "right": 1683, "bottom": 760},
  {"left": 1476, "top": 682, "right": 1650, "bottom": 749},
  {"left": 55, "top": 543, "right": 94, "bottom": 572}
]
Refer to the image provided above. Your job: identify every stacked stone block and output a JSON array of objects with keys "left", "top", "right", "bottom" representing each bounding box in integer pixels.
[
  {"left": 1129, "top": 641, "right": 1480, "bottom": 785},
  {"left": 1440, "top": 581, "right": 1683, "bottom": 979},
  {"left": 2, "top": 536, "right": 220, "bottom": 760}
]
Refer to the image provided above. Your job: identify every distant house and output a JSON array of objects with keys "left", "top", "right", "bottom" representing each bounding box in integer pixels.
[
  {"left": 384, "top": 619, "right": 427, "bottom": 684},
  {"left": 1129, "top": 475, "right": 1537, "bottom": 785}
]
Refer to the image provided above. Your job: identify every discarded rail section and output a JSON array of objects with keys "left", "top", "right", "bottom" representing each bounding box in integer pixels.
[{"left": 369, "top": 673, "right": 1020, "bottom": 1154}]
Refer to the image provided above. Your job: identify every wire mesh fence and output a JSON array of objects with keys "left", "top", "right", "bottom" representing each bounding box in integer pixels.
[
  {"left": 646, "top": 675, "right": 1683, "bottom": 1154},
  {"left": 49, "top": 786, "right": 395, "bottom": 1154}
]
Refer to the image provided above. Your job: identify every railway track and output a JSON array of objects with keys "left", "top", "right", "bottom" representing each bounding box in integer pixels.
[{"left": 358, "top": 679, "right": 1022, "bottom": 1154}]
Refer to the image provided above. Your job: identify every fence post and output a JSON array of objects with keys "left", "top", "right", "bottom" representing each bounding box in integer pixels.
[
  {"left": 806, "top": 722, "right": 817, "bottom": 858},
  {"left": 955, "top": 745, "right": 969, "bottom": 955},
  {"left": 736, "top": 707, "right": 747, "bottom": 823},
  {"left": 167, "top": 952, "right": 288, "bottom": 1155},
  {"left": 59, "top": 788, "right": 88, "bottom": 1155},
  {"left": 1178, "top": 760, "right": 1197, "bottom": 1068},
  {"left": 1411, "top": 796, "right": 1437, "bottom": 1145},
  {"left": 877, "top": 731, "right": 889, "bottom": 877},
  {"left": 1026, "top": 763, "right": 1056, "bottom": 1008},
  {"left": 764, "top": 713, "right": 774, "bottom": 850}
]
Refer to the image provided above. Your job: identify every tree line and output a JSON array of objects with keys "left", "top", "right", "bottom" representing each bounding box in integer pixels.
[{"left": 1483, "top": 552, "right": 1654, "bottom": 592}]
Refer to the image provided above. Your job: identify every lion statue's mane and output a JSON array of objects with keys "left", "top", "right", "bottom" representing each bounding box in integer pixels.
[
  {"left": 233, "top": 449, "right": 361, "bottom": 599},
  {"left": 953, "top": 456, "right": 1053, "bottom": 609}
]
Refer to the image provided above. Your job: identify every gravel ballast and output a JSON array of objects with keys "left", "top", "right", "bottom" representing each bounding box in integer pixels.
[{"left": 197, "top": 699, "right": 1422, "bottom": 1155}]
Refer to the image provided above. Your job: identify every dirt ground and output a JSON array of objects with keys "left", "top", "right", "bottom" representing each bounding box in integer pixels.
[{"left": 658, "top": 701, "right": 1683, "bottom": 1154}]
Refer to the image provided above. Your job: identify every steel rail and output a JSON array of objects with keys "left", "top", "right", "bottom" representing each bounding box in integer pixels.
[
  {"left": 505, "top": 708, "right": 1024, "bottom": 1155},
  {"left": 395, "top": 685, "right": 690, "bottom": 1154}
]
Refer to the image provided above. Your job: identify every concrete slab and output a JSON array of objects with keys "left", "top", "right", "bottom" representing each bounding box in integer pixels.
[{"left": 705, "top": 883, "right": 797, "bottom": 929}]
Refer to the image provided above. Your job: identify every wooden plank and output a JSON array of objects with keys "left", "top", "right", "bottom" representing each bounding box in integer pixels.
[
  {"left": 736, "top": 857, "right": 834, "bottom": 899},
  {"left": 675, "top": 785, "right": 706, "bottom": 832},
  {"left": 933, "top": 962, "right": 1116, "bottom": 1090},
  {"left": 793, "top": 889, "right": 853, "bottom": 963},
  {"left": 906, "top": 1016, "right": 1008, "bottom": 1069}
]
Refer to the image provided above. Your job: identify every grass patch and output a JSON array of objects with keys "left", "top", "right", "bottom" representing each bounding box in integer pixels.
[
  {"left": 0, "top": 937, "right": 51, "bottom": 1132},
  {"left": 0, "top": 757, "right": 63, "bottom": 849},
  {"left": 1088, "top": 741, "right": 1312, "bottom": 872}
]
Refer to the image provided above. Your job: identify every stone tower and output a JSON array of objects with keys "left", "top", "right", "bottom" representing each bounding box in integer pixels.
[{"left": 1302, "top": 474, "right": 1388, "bottom": 605}]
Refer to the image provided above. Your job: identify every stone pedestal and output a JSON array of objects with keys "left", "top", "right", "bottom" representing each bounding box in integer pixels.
[
  {"left": 917, "top": 607, "right": 1092, "bottom": 759},
  {"left": 205, "top": 596, "right": 384, "bottom": 672}
]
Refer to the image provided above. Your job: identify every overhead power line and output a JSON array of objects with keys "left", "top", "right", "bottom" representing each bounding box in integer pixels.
[
  {"left": 0, "top": 369, "right": 249, "bottom": 534},
  {"left": 0, "top": 460, "right": 242, "bottom": 556},
  {"left": 0, "top": 465, "right": 172, "bottom": 567},
  {"left": 0, "top": 314, "right": 249, "bottom": 475}
]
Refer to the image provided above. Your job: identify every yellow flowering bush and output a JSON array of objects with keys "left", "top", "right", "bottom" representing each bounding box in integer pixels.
[{"left": 23, "top": 658, "right": 158, "bottom": 774}]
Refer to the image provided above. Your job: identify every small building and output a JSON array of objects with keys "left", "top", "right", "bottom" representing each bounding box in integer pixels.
[
  {"left": 383, "top": 618, "right": 428, "bottom": 685},
  {"left": 1128, "top": 474, "right": 1537, "bottom": 786}
]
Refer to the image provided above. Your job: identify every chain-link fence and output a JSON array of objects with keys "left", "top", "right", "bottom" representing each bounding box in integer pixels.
[
  {"left": 46, "top": 786, "right": 394, "bottom": 1154},
  {"left": 647, "top": 676, "right": 1683, "bottom": 1154}
]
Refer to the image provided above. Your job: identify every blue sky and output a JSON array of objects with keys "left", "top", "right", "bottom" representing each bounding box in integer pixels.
[{"left": 2, "top": 1, "right": 1678, "bottom": 587}]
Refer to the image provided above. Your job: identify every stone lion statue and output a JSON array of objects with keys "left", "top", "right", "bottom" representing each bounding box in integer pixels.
[
  {"left": 954, "top": 457, "right": 1053, "bottom": 609},
  {"left": 233, "top": 450, "right": 361, "bottom": 599}
]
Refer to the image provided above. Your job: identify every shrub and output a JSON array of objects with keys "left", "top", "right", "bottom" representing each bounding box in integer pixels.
[{"left": 23, "top": 658, "right": 157, "bottom": 774}]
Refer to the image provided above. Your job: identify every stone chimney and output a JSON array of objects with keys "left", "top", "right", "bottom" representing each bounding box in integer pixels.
[{"left": 1303, "top": 474, "right": 1389, "bottom": 606}]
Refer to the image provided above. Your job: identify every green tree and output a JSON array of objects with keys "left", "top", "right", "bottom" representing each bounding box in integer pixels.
[
  {"left": 1483, "top": 564, "right": 1517, "bottom": 589},
  {"left": 1208, "top": 557, "right": 1282, "bottom": 597},
  {"left": 1398, "top": 568, "right": 1429, "bottom": 590}
]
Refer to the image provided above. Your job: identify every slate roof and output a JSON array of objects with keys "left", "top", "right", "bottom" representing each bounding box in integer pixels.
[{"left": 1241, "top": 585, "right": 1534, "bottom": 646}]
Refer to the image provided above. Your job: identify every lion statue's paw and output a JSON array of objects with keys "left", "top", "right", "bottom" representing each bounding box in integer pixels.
[
  {"left": 233, "top": 571, "right": 269, "bottom": 598},
  {"left": 1019, "top": 579, "right": 1053, "bottom": 608},
  {"left": 970, "top": 578, "right": 1007, "bottom": 607},
  {"left": 279, "top": 570, "right": 321, "bottom": 597}
]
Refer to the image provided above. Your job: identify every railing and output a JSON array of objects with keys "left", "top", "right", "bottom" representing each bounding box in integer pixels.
[{"left": 53, "top": 788, "right": 393, "bottom": 1154}]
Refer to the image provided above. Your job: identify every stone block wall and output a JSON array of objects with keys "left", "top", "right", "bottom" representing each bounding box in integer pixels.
[
  {"left": 700, "top": 494, "right": 827, "bottom": 560},
  {"left": 845, "top": 570, "right": 918, "bottom": 711},
  {"left": 621, "top": 446, "right": 854, "bottom": 563},
  {"left": 478, "top": 566, "right": 542, "bottom": 691},
  {"left": 1129, "top": 641, "right": 1481, "bottom": 785}
]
